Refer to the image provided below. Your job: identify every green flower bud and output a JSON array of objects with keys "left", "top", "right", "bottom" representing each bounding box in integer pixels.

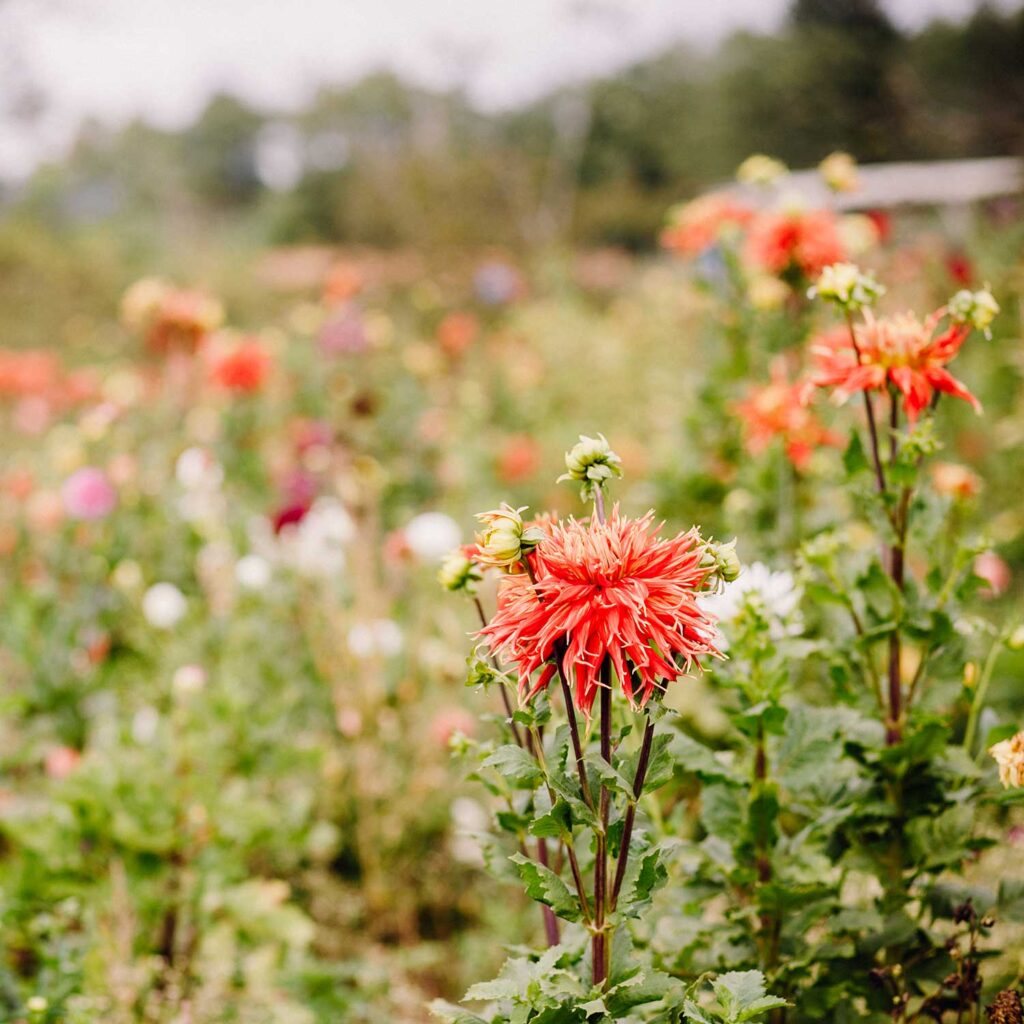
[
  {"left": 475, "top": 504, "right": 539, "bottom": 570},
  {"left": 701, "top": 537, "right": 742, "bottom": 584},
  {"left": 808, "top": 262, "right": 885, "bottom": 310},
  {"left": 948, "top": 287, "right": 999, "bottom": 338},
  {"left": 438, "top": 548, "right": 483, "bottom": 594},
  {"left": 557, "top": 433, "right": 623, "bottom": 501}
]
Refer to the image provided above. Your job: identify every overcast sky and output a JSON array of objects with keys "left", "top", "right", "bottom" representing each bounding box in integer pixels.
[{"left": 0, "top": 0, "right": 1014, "bottom": 179}]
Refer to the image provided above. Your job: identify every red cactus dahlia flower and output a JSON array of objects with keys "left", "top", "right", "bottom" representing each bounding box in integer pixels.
[
  {"left": 806, "top": 309, "right": 979, "bottom": 421},
  {"left": 479, "top": 508, "right": 720, "bottom": 716}
]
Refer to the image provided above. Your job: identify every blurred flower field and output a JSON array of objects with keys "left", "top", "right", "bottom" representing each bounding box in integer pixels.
[{"left": 1, "top": 153, "right": 1024, "bottom": 1023}]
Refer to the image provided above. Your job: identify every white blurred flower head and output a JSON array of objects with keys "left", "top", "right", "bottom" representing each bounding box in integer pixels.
[
  {"left": 700, "top": 562, "right": 803, "bottom": 647},
  {"left": 347, "top": 618, "right": 404, "bottom": 659},
  {"left": 142, "top": 582, "right": 188, "bottom": 629},
  {"left": 404, "top": 511, "right": 461, "bottom": 563},
  {"left": 236, "top": 553, "right": 272, "bottom": 590},
  {"left": 286, "top": 497, "right": 355, "bottom": 578}
]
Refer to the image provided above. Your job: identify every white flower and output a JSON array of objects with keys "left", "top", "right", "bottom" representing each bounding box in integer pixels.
[
  {"left": 172, "top": 664, "right": 207, "bottom": 696},
  {"left": 131, "top": 706, "right": 160, "bottom": 744},
  {"left": 287, "top": 498, "right": 355, "bottom": 578},
  {"left": 404, "top": 511, "right": 461, "bottom": 563},
  {"left": 700, "top": 562, "right": 803, "bottom": 647},
  {"left": 236, "top": 553, "right": 272, "bottom": 590},
  {"left": 175, "top": 447, "right": 224, "bottom": 491},
  {"left": 347, "top": 619, "right": 404, "bottom": 659},
  {"left": 142, "top": 582, "right": 188, "bottom": 629}
]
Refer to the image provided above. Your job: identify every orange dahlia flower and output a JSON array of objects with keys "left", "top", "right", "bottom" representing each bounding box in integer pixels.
[
  {"left": 479, "top": 508, "right": 720, "bottom": 715},
  {"left": 211, "top": 339, "right": 272, "bottom": 393},
  {"left": 734, "top": 359, "right": 841, "bottom": 470},
  {"left": 807, "top": 309, "right": 979, "bottom": 421},
  {"left": 744, "top": 208, "right": 846, "bottom": 279},
  {"left": 660, "top": 194, "right": 753, "bottom": 258}
]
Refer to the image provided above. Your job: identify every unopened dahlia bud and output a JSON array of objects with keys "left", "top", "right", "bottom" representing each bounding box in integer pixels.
[
  {"left": 438, "top": 546, "right": 483, "bottom": 594},
  {"left": 701, "top": 538, "right": 742, "bottom": 584},
  {"left": 808, "top": 262, "right": 884, "bottom": 310},
  {"left": 475, "top": 504, "right": 543, "bottom": 571},
  {"left": 558, "top": 433, "right": 623, "bottom": 501},
  {"left": 990, "top": 731, "right": 1024, "bottom": 789},
  {"left": 736, "top": 154, "right": 788, "bottom": 187},
  {"left": 949, "top": 287, "right": 999, "bottom": 338},
  {"left": 819, "top": 151, "right": 859, "bottom": 193}
]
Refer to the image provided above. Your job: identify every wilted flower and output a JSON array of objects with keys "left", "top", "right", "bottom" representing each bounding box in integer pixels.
[
  {"left": 734, "top": 359, "right": 842, "bottom": 471},
  {"left": 660, "top": 195, "right": 753, "bottom": 258},
  {"left": 61, "top": 467, "right": 117, "bottom": 520},
  {"left": 736, "top": 154, "right": 788, "bottom": 186},
  {"left": 948, "top": 287, "right": 999, "bottom": 338},
  {"left": 990, "top": 731, "right": 1024, "bottom": 788},
  {"left": 475, "top": 504, "right": 543, "bottom": 571},
  {"left": 558, "top": 433, "right": 623, "bottom": 501},
  {"left": 809, "top": 262, "right": 884, "bottom": 310},
  {"left": 806, "top": 308, "right": 979, "bottom": 421},
  {"left": 142, "top": 582, "right": 188, "bottom": 629},
  {"left": 745, "top": 208, "right": 847, "bottom": 280},
  {"left": 479, "top": 508, "right": 720, "bottom": 715},
  {"left": 819, "top": 151, "right": 859, "bottom": 193},
  {"left": 931, "top": 461, "right": 982, "bottom": 500},
  {"left": 347, "top": 619, "right": 404, "bottom": 659},
  {"left": 438, "top": 546, "right": 483, "bottom": 594}
]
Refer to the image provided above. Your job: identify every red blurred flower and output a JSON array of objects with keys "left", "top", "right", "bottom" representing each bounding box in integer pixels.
[
  {"left": 272, "top": 501, "right": 311, "bottom": 534},
  {"left": 497, "top": 434, "right": 542, "bottom": 484},
  {"left": 0, "top": 350, "right": 60, "bottom": 397},
  {"left": 661, "top": 194, "right": 753, "bottom": 257},
  {"left": 479, "top": 508, "right": 719, "bottom": 716},
  {"left": 945, "top": 250, "right": 974, "bottom": 286},
  {"left": 745, "top": 208, "right": 846, "bottom": 279},
  {"left": 45, "top": 746, "right": 81, "bottom": 780},
  {"left": 733, "top": 359, "right": 841, "bottom": 471},
  {"left": 865, "top": 209, "right": 892, "bottom": 244},
  {"left": 211, "top": 339, "right": 272, "bottom": 393},
  {"left": 806, "top": 309, "right": 979, "bottom": 421},
  {"left": 430, "top": 706, "right": 477, "bottom": 747},
  {"left": 437, "top": 311, "right": 479, "bottom": 358}
]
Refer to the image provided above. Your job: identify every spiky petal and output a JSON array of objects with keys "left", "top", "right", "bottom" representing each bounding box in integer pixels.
[{"left": 478, "top": 507, "right": 721, "bottom": 716}]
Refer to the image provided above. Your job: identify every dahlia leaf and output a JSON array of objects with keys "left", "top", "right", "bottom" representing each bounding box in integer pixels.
[
  {"left": 482, "top": 744, "right": 543, "bottom": 788},
  {"left": 510, "top": 853, "right": 582, "bottom": 922}
]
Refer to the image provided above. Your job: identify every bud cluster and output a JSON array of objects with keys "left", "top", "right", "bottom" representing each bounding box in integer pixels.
[
  {"left": 808, "top": 262, "right": 884, "bottom": 310},
  {"left": 558, "top": 434, "right": 623, "bottom": 501},
  {"left": 948, "top": 287, "right": 999, "bottom": 338},
  {"left": 474, "top": 504, "right": 545, "bottom": 571}
]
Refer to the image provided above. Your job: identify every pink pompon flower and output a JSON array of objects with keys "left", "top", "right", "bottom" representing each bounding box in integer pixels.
[
  {"left": 744, "top": 208, "right": 846, "bottom": 279},
  {"left": 806, "top": 308, "right": 979, "bottom": 421},
  {"left": 479, "top": 507, "right": 720, "bottom": 716},
  {"left": 733, "top": 358, "right": 842, "bottom": 471},
  {"left": 61, "top": 467, "right": 117, "bottom": 520}
]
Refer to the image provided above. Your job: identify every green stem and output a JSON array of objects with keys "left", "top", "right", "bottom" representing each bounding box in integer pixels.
[{"left": 963, "top": 634, "right": 1005, "bottom": 757}]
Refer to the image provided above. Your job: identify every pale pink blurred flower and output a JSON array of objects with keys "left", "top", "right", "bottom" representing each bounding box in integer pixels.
[
  {"left": 45, "top": 746, "right": 81, "bottom": 780},
  {"left": 975, "top": 551, "right": 1011, "bottom": 599},
  {"left": 430, "top": 707, "right": 477, "bottom": 747},
  {"left": 61, "top": 468, "right": 117, "bottom": 520}
]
